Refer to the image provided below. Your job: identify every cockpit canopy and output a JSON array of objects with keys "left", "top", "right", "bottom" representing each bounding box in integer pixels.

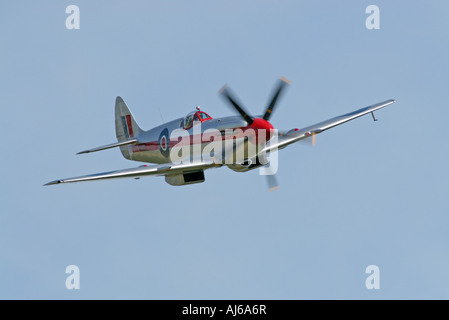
[{"left": 182, "top": 110, "right": 213, "bottom": 129}]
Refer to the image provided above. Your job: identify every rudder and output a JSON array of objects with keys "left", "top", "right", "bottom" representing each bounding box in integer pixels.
[{"left": 115, "top": 96, "right": 143, "bottom": 159}]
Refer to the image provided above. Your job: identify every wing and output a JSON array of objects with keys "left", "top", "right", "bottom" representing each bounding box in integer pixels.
[
  {"left": 44, "top": 159, "right": 220, "bottom": 185},
  {"left": 264, "top": 99, "right": 396, "bottom": 153}
]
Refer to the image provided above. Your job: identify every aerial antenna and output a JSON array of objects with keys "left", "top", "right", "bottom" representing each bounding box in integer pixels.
[{"left": 158, "top": 108, "right": 165, "bottom": 123}]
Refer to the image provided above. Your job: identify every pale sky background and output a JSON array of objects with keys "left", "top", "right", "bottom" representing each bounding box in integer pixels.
[{"left": 1, "top": 1, "right": 448, "bottom": 299}]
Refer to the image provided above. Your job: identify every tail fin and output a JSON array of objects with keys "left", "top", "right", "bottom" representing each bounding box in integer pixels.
[{"left": 115, "top": 96, "right": 143, "bottom": 159}]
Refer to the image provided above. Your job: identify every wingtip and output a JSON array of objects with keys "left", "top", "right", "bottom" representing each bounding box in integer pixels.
[
  {"left": 116, "top": 96, "right": 124, "bottom": 104},
  {"left": 44, "top": 180, "right": 62, "bottom": 186}
]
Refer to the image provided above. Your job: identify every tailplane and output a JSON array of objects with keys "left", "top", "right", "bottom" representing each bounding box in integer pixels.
[{"left": 77, "top": 97, "right": 142, "bottom": 157}]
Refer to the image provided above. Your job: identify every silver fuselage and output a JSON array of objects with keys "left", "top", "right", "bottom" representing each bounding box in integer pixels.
[{"left": 125, "top": 115, "right": 264, "bottom": 167}]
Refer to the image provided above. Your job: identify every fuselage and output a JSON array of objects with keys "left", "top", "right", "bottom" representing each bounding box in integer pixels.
[{"left": 124, "top": 111, "right": 273, "bottom": 167}]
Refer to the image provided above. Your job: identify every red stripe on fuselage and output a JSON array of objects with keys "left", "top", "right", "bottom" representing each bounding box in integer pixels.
[{"left": 131, "top": 126, "right": 272, "bottom": 153}]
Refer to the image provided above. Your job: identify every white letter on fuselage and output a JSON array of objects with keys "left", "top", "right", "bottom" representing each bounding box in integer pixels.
[
  {"left": 201, "top": 128, "right": 223, "bottom": 163},
  {"left": 170, "top": 129, "right": 191, "bottom": 164}
]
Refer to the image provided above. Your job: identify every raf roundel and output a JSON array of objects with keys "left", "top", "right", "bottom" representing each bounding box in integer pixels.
[
  {"left": 160, "top": 136, "right": 167, "bottom": 151},
  {"left": 158, "top": 128, "right": 170, "bottom": 158}
]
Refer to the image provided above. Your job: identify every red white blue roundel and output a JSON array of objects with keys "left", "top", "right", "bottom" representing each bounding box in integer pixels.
[
  {"left": 159, "top": 128, "right": 170, "bottom": 157},
  {"left": 160, "top": 136, "right": 167, "bottom": 151}
]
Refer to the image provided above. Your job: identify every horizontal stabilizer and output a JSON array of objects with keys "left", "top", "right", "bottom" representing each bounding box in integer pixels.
[{"left": 77, "top": 139, "right": 138, "bottom": 155}]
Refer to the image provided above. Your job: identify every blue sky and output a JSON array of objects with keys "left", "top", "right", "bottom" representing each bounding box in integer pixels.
[{"left": 1, "top": 0, "right": 448, "bottom": 299}]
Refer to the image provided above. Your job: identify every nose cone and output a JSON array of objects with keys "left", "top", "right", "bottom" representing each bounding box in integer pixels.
[{"left": 248, "top": 118, "right": 274, "bottom": 143}]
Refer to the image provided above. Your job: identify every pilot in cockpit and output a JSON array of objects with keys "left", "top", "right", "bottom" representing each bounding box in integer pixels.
[
  {"left": 181, "top": 106, "right": 213, "bottom": 130},
  {"left": 184, "top": 113, "right": 194, "bottom": 129}
]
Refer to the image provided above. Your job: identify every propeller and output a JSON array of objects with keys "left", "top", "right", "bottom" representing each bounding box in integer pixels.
[
  {"left": 218, "top": 85, "right": 254, "bottom": 125},
  {"left": 299, "top": 132, "right": 317, "bottom": 146},
  {"left": 218, "top": 77, "right": 290, "bottom": 191},
  {"left": 263, "top": 77, "right": 290, "bottom": 121},
  {"left": 266, "top": 170, "right": 280, "bottom": 191},
  {"left": 279, "top": 129, "right": 317, "bottom": 147}
]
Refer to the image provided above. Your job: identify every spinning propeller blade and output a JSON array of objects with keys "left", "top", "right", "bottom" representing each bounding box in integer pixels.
[
  {"left": 263, "top": 77, "right": 290, "bottom": 121},
  {"left": 219, "top": 85, "right": 254, "bottom": 125}
]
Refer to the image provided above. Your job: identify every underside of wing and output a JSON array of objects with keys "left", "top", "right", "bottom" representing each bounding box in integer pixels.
[
  {"left": 44, "top": 160, "right": 221, "bottom": 186},
  {"left": 264, "top": 99, "right": 396, "bottom": 153}
]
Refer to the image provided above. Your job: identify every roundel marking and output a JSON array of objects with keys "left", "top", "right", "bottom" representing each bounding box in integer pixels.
[
  {"left": 161, "top": 136, "right": 167, "bottom": 151},
  {"left": 159, "top": 128, "right": 170, "bottom": 158}
]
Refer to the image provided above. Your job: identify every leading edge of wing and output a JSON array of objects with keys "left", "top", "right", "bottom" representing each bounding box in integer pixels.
[
  {"left": 264, "top": 99, "right": 396, "bottom": 152},
  {"left": 44, "top": 160, "right": 220, "bottom": 186}
]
